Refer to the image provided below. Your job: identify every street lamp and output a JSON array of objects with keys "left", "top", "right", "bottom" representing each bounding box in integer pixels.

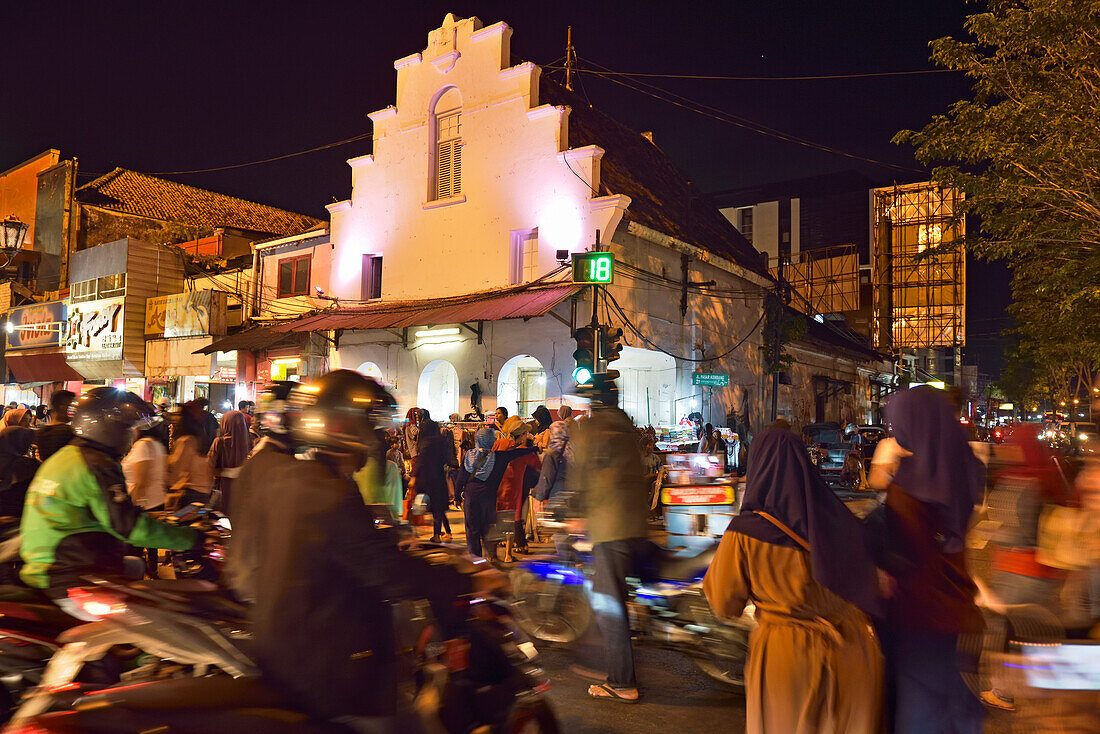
[{"left": 0, "top": 215, "right": 29, "bottom": 268}]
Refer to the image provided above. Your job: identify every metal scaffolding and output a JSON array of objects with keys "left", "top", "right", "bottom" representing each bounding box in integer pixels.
[
  {"left": 770, "top": 244, "right": 861, "bottom": 316},
  {"left": 872, "top": 183, "right": 965, "bottom": 351}
]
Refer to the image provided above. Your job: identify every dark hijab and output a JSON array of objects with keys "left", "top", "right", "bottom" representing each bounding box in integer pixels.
[
  {"left": 0, "top": 427, "right": 38, "bottom": 516},
  {"left": 886, "top": 386, "right": 984, "bottom": 554},
  {"left": 724, "top": 426, "right": 881, "bottom": 617},
  {"left": 532, "top": 406, "right": 552, "bottom": 434},
  {"left": 212, "top": 410, "right": 253, "bottom": 469},
  {"left": 0, "top": 427, "right": 35, "bottom": 471}
]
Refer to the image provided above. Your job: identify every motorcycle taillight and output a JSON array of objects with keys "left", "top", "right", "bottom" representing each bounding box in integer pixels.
[{"left": 67, "top": 588, "right": 128, "bottom": 620}]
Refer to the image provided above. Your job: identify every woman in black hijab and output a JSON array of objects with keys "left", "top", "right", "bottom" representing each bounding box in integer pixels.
[
  {"left": 873, "top": 386, "right": 985, "bottom": 734},
  {"left": 704, "top": 425, "right": 882, "bottom": 734},
  {"left": 0, "top": 427, "right": 38, "bottom": 518},
  {"left": 414, "top": 419, "right": 452, "bottom": 542}
]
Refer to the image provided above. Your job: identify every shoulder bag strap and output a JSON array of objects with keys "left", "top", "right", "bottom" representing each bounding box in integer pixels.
[{"left": 754, "top": 510, "right": 811, "bottom": 552}]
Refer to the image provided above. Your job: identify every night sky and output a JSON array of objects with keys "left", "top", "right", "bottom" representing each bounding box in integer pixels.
[{"left": 2, "top": 0, "right": 1010, "bottom": 374}]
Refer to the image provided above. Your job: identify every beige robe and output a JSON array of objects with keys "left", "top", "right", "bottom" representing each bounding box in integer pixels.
[{"left": 704, "top": 532, "right": 883, "bottom": 734}]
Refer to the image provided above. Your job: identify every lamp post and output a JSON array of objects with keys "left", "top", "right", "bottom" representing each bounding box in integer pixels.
[{"left": 0, "top": 215, "right": 29, "bottom": 268}]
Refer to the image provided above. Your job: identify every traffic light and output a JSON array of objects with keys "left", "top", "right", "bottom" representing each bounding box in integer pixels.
[
  {"left": 602, "top": 326, "right": 624, "bottom": 364},
  {"left": 572, "top": 326, "right": 597, "bottom": 385}
]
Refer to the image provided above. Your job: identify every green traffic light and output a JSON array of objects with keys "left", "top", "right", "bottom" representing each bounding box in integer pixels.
[{"left": 573, "top": 366, "right": 593, "bottom": 385}]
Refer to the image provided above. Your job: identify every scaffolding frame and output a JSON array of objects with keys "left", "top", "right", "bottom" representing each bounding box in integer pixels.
[
  {"left": 872, "top": 183, "right": 965, "bottom": 351},
  {"left": 770, "top": 244, "right": 861, "bottom": 315}
]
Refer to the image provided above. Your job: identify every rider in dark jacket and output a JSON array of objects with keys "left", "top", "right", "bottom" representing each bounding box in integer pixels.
[{"left": 245, "top": 371, "right": 488, "bottom": 725}]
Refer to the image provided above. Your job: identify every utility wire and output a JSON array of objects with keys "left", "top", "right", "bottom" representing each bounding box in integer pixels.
[
  {"left": 542, "top": 64, "right": 954, "bottom": 81},
  {"left": 149, "top": 131, "right": 374, "bottom": 176},
  {"left": 602, "top": 288, "right": 764, "bottom": 363},
  {"left": 574, "top": 58, "right": 924, "bottom": 175}
]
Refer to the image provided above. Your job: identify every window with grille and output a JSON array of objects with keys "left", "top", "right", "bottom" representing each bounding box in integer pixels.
[
  {"left": 737, "top": 207, "right": 754, "bottom": 241},
  {"left": 277, "top": 255, "right": 311, "bottom": 297},
  {"left": 434, "top": 111, "right": 462, "bottom": 200}
]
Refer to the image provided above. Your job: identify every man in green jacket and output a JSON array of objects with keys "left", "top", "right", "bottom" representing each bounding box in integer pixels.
[{"left": 20, "top": 388, "right": 200, "bottom": 604}]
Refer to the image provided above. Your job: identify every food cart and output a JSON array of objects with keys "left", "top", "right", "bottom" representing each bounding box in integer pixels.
[{"left": 661, "top": 453, "right": 742, "bottom": 552}]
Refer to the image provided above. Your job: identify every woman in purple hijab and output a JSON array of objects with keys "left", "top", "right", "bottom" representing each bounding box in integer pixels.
[
  {"left": 876, "top": 385, "right": 985, "bottom": 734},
  {"left": 704, "top": 425, "right": 882, "bottom": 734}
]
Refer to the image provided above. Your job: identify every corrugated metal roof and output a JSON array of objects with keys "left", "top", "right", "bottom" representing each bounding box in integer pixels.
[
  {"left": 270, "top": 284, "right": 579, "bottom": 333},
  {"left": 194, "top": 326, "right": 306, "bottom": 355}
]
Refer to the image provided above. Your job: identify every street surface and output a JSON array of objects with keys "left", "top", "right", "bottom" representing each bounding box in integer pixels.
[{"left": 429, "top": 509, "right": 1013, "bottom": 734}]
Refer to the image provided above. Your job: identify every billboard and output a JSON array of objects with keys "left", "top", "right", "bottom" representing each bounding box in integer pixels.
[
  {"left": 66, "top": 296, "right": 124, "bottom": 362},
  {"left": 144, "top": 290, "right": 227, "bottom": 338},
  {"left": 6, "top": 300, "right": 66, "bottom": 349}
]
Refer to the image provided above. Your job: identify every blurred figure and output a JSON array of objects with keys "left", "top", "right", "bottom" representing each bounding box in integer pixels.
[
  {"left": 402, "top": 407, "right": 420, "bottom": 474},
  {"left": 32, "top": 405, "right": 47, "bottom": 428},
  {"left": 35, "top": 390, "right": 76, "bottom": 462},
  {"left": 353, "top": 429, "right": 404, "bottom": 522},
  {"left": 697, "top": 422, "right": 715, "bottom": 453},
  {"left": 414, "top": 418, "right": 452, "bottom": 542},
  {"left": 871, "top": 386, "right": 985, "bottom": 734},
  {"left": 493, "top": 417, "right": 541, "bottom": 556},
  {"left": 1, "top": 408, "right": 32, "bottom": 429},
  {"left": 210, "top": 410, "right": 253, "bottom": 512},
  {"left": 121, "top": 422, "right": 168, "bottom": 512},
  {"left": 148, "top": 396, "right": 173, "bottom": 450},
  {"left": 705, "top": 426, "right": 882, "bottom": 734},
  {"left": 0, "top": 427, "right": 38, "bottom": 518},
  {"left": 192, "top": 398, "right": 219, "bottom": 455},
  {"left": 711, "top": 429, "right": 728, "bottom": 473},
  {"left": 533, "top": 413, "right": 575, "bottom": 508},
  {"left": 456, "top": 427, "right": 534, "bottom": 561},
  {"left": 727, "top": 432, "right": 747, "bottom": 477},
  {"left": 567, "top": 383, "right": 649, "bottom": 703},
  {"left": 167, "top": 403, "right": 214, "bottom": 509}
]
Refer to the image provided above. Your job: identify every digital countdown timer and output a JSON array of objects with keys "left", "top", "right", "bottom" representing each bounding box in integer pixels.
[{"left": 571, "top": 252, "right": 615, "bottom": 284}]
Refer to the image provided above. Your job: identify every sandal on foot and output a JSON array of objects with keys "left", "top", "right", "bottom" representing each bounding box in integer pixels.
[{"left": 588, "top": 683, "right": 638, "bottom": 703}]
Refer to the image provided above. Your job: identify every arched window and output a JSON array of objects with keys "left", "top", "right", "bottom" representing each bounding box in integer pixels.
[
  {"left": 497, "top": 355, "right": 546, "bottom": 420},
  {"left": 431, "top": 87, "right": 463, "bottom": 200},
  {"left": 417, "top": 359, "right": 459, "bottom": 421}
]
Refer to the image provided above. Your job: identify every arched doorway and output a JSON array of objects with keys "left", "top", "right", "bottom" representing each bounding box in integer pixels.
[
  {"left": 616, "top": 346, "right": 677, "bottom": 426},
  {"left": 356, "top": 361, "right": 385, "bottom": 383},
  {"left": 497, "top": 355, "right": 546, "bottom": 419},
  {"left": 417, "top": 360, "right": 459, "bottom": 421}
]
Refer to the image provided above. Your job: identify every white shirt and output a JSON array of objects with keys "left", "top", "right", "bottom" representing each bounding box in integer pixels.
[{"left": 122, "top": 437, "right": 168, "bottom": 509}]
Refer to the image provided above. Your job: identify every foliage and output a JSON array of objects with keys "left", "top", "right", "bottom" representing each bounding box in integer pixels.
[{"left": 895, "top": 0, "right": 1100, "bottom": 400}]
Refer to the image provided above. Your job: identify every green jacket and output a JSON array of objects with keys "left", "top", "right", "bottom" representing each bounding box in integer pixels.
[{"left": 20, "top": 441, "right": 199, "bottom": 592}]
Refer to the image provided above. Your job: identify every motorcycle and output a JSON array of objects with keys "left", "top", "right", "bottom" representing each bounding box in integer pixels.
[
  {"left": 7, "top": 543, "right": 559, "bottom": 734},
  {"left": 509, "top": 522, "right": 755, "bottom": 690}
]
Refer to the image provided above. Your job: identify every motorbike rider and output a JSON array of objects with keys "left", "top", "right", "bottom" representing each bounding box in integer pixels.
[
  {"left": 19, "top": 388, "right": 203, "bottom": 611},
  {"left": 243, "top": 369, "right": 502, "bottom": 731},
  {"left": 223, "top": 380, "right": 297, "bottom": 602}
]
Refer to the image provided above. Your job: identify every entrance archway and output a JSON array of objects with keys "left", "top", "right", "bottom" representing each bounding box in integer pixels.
[
  {"left": 417, "top": 360, "right": 459, "bottom": 421},
  {"left": 616, "top": 346, "right": 677, "bottom": 426},
  {"left": 497, "top": 355, "right": 546, "bottom": 419},
  {"left": 356, "top": 361, "right": 385, "bottom": 383}
]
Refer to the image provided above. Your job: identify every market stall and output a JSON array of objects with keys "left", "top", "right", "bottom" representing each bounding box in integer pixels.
[{"left": 660, "top": 453, "right": 742, "bottom": 552}]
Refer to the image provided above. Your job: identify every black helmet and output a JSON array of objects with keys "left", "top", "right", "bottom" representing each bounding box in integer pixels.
[
  {"left": 254, "top": 381, "right": 298, "bottom": 438},
  {"left": 287, "top": 370, "right": 398, "bottom": 453},
  {"left": 71, "top": 387, "right": 156, "bottom": 457}
]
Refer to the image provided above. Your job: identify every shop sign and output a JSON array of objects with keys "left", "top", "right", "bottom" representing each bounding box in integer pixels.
[
  {"left": 692, "top": 373, "right": 729, "bottom": 387},
  {"left": 211, "top": 366, "right": 237, "bottom": 381},
  {"left": 66, "top": 296, "right": 124, "bottom": 361},
  {"left": 662, "top": 485, "right": 735, "bottom": 506},
  {"left": 144, "top": 290, "right": 227, "bottom": 338},
  {"left": 7, "top": 300, "right": 66, "bottom": 348}
]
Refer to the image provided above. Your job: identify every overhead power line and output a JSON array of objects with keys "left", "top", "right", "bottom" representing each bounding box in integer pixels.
[
  {"left": 150, "top": 131, "right": 374, "bottom": 176},
  {"left": 574, "top": 57, "right": 924, "bottom": 175},
  {"left": 543, "top": 65, "right": 954, "bottom": 82}
]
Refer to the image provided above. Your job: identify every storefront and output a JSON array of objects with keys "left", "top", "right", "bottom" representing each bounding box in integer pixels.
[
  {"left": 4, "top": 299, "right": 84, "bottom": 402},
  {"left": 195, "top": 325, "right": 310, "bottom": 401},
  {"left": 144, "top": 290, "right": 231, "bottom": 405}
]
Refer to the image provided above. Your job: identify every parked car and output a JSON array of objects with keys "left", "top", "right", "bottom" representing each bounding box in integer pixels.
[{"left": 802, "top": 422, "right": 858, "bottom": 490}]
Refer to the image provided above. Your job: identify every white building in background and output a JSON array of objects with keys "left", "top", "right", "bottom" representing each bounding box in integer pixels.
[{"left": 232, "top": 14, "right": 890, "bottom": 430}]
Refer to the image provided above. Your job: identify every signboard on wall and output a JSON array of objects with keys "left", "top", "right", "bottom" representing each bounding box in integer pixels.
[
  {"left": 692, "top": 373, "right": 730, "bottom": 387},
  {"left": 7, "top": 300, "right": 66, "bottom": 349},
  {"left": 66, "top": 296, "right": 124, "bottom": 362},
  {"left": 144, "top": 290, "right": 227, "bottom": 338}
]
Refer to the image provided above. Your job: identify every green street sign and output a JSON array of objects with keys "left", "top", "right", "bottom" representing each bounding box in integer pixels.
[
  {"left": 692, "top": 373, "right": 730, "bottom": 387},
  {"left": 572, "top": 252, "right": 614, "bottom": 284}
]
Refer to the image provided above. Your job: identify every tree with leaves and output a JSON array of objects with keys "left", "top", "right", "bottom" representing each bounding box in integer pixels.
[{"left": 896, "top": 0, "right": 1100, "bottom": 399}]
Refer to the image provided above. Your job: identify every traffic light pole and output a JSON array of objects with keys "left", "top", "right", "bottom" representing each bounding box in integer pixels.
[{"left": 591, "top": 283, "right": 603, "bottom": 373}]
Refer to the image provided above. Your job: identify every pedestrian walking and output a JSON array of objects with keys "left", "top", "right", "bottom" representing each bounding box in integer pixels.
[
  {"left": 210, "top": 409, "right": 253, "bottom": 514},
  {"left": 705, "top": 425, "right": 883, "bottom": 733},
  {"left": 493, "top": 416, "right": 542, "bottom": 556},
  {"left": 456, "top": 426, "right": 534, "bottom": 561},
  {"left": 567, "top": 384, "right": 650, "bottom": 703},
  {"left": 402, "top": 407, "right": 420, "bottom": 474},
  {"left": 869, "top": 386, "right": 985, "bottom": 734},
  {"left": 414, "top": 418, "right": 452, "bottom": 542},
  {"left": 35, "top": 390, "right": 76, "bottom": 462}
]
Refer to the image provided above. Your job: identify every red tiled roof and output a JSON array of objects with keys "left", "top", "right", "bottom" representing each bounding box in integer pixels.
[
  {"left": 76, "top": 168, "right": 322, "bottom": 238},
  {"left": 270, "top": 284, "right": 579, "bottom": 333}
]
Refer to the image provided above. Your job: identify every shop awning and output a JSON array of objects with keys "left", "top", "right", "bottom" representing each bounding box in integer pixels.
[
  {"left": 269, "top": 284, "right": 580, "bottom": 333},
  {"left": 6, "top": 352, "right": 83, "bottom": 383},
  {"left": 194, "top": 326, "right": 307, "bottom": 355}
]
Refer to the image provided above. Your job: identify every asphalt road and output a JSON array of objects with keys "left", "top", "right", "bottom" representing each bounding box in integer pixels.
[{"left": 537, "top": 643, "right": 745, "bottom": 733}]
